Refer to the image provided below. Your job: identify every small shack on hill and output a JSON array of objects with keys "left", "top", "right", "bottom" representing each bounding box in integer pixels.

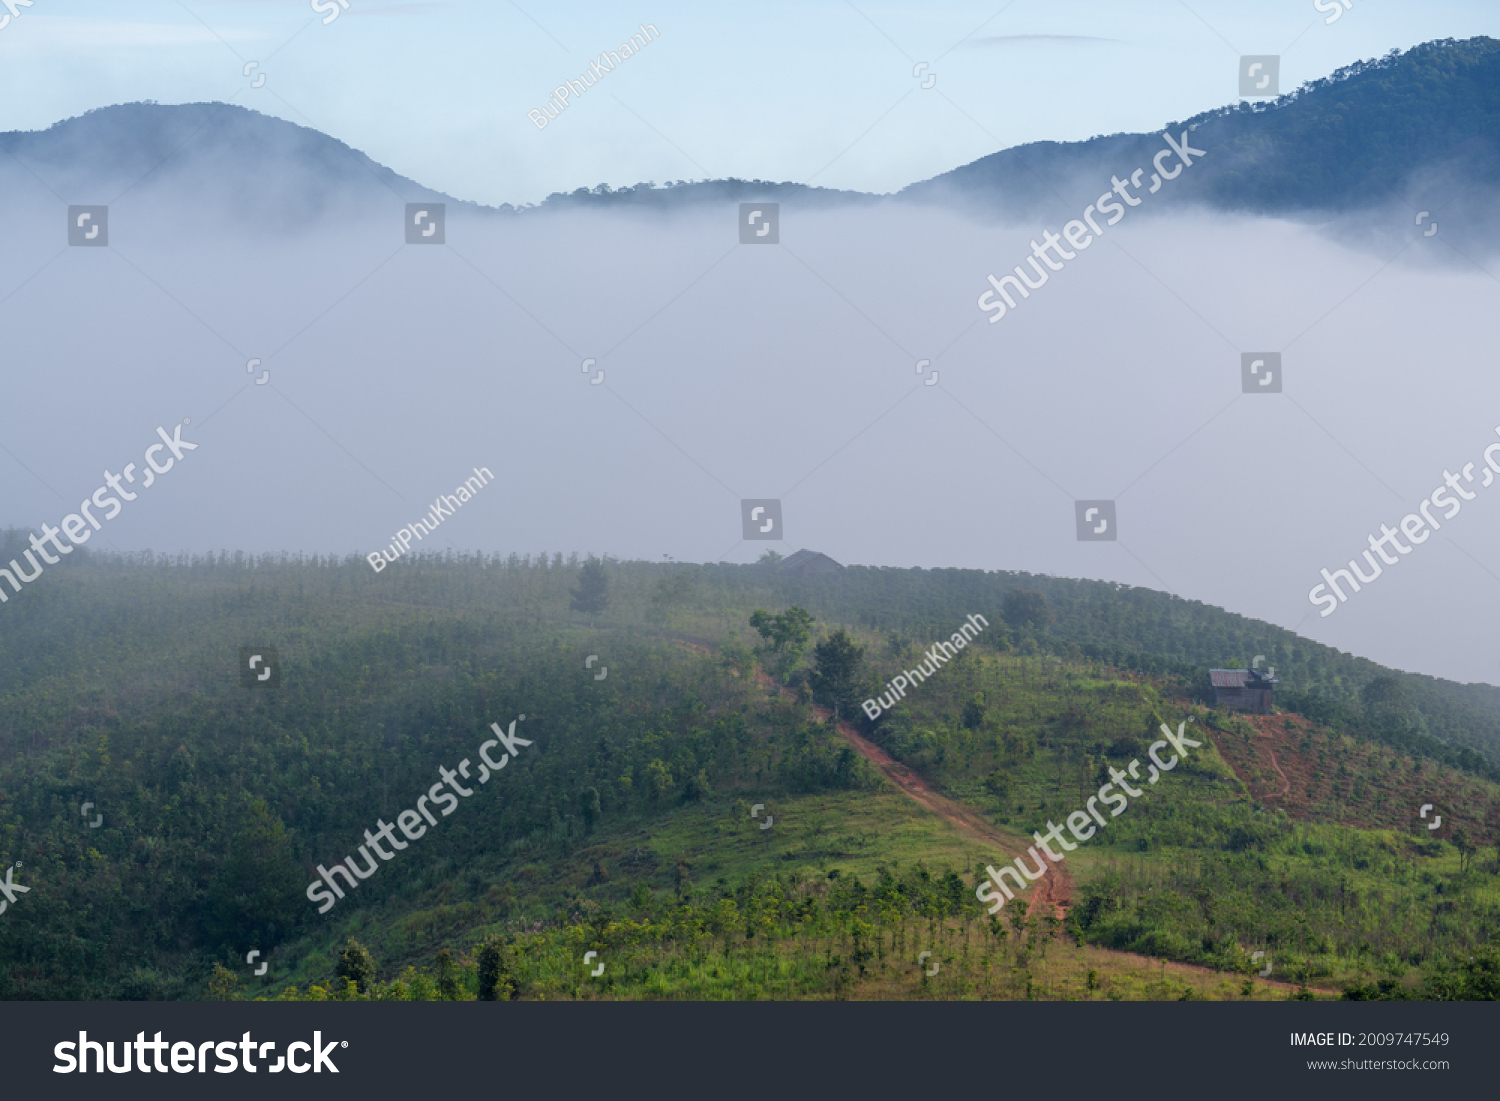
[
  {"left": 780, "top": 549, "right": 843, "bottom": 578},
  {"left": 1209, "top": 667, "right": 1277, "bottom": 714}
]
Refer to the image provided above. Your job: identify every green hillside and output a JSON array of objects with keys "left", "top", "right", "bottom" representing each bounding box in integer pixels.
[
  {"left": 906, "top": 36, "right": 1500, "bottom": 218},
  {"left": 0, "top": 537, "right": 1496, "bottom": 1000}
]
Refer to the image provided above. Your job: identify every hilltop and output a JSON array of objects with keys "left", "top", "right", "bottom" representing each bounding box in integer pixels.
[
  {"left": 5, "top": 37, "right": 1499, "bottom": 230},
  {"left": 0, "top": 543, "right": 1496, "bottom": 1001}
]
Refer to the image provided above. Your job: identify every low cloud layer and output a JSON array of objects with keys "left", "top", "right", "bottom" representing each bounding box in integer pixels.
[{"left": 1, "top": 137, "right": 1497, "bottom": 686}]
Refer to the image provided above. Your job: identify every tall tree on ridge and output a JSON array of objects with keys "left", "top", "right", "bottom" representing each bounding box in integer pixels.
[{"left": 571, "top": 556, "right": 610, "bottom": 627}]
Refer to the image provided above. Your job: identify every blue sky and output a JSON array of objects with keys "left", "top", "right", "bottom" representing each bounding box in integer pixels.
[{"left": 2, "top": 0, "right": 1497, "bottom": 207}]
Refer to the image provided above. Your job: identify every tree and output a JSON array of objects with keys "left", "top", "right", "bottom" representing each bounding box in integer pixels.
[
  {"left": 1003, "top": 590, "right": 1050, "bottom": 629},
  {"left": 1362, "top": 676, "right": 1406, "bottom": 712},
  {"left": 336, "top": 938, "right": 377, "bottom": 995},
  {"left": 645, "top": 758, "right": 673, "bottom": 801},
  {"left": 647, "top": 565, "right": 697, "bottom": 624},
  {"left": 810, "top": 628, "right": 866, "bottom": 720},
  {"left": 570, "top": 556, "right": 610, "bottom": 626},
  {"left": 578, "top": 786, "right": 601, "bottom": 833},
  {"left": 478, "top": 936, "right": 518, "bottom": 1001},
  {"left": 685, "top": 768, "right": 712, "bottom": 801},
  {"left": 207, "top": 963, "right": 242, "bottom": 1001},
  {"left": 748, "top": 606, "right": 815, "bottom": 683},
  {"left": 1452, "top": 827, "right": 1475, "bottom": 875},
  {"left": 984, "top": 769, "right": 1011, "bottom": 805},
  {"left": 435, "top": 947, "right": 462, "bottom": 1000},
  {"left": 204, "top": 797, "right": 304, "bottom": 946}
]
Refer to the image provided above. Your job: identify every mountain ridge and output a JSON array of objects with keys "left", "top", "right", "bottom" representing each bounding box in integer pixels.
[{"left": 5, "top": 36, "right": 1498, "bottom": 225}]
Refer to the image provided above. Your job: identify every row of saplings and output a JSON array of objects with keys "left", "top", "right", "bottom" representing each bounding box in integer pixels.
[{"left": 208, "top": 936, "right": 522, "bottom": 1001}]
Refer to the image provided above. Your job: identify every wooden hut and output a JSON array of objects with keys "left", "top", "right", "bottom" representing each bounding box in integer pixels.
[{"left": 1209, "top": 667, "right": 1277, "bottom": 714}]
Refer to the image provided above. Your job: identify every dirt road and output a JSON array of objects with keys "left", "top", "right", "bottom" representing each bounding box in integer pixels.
[
  {"left": 693, "top": 644, "right": 1339, "bottom": 994},
  {"left": 1264, "top": 744, "right": 1292, "bottom": 798},
  {"left": 817, "top": 706, "right": 1072, "bottom": 919},
  {"left": 723, "top": 646, "right": 1073, "bottom": 918}
]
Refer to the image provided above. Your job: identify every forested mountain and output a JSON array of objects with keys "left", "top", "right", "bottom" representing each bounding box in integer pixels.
[
  {"left": 748, "top": 562, "right": 1500, "bottom": 778},
  {"left": 1, "top": 539, "right": 1496, "bottom": 1000},
  {"left": 902, "top": 37, "right": 1500, "bottom": 220},
  {"left": 6, "top": 37, "right": 1498, "bottom": 224}
]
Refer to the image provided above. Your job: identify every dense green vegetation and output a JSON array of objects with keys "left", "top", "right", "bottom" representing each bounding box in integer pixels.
[
  {"left": 534, "top": 38, "right": 1500, "bottom": 226},
  {"left": 1181, "top": 36, "right": 1500, "bottom": 213},
  {"left": 0, "top": 535, "right": 1495, "bottom": 999},
  {"left": 909, "top": 37, "right": 1500, "bottom": 220}
]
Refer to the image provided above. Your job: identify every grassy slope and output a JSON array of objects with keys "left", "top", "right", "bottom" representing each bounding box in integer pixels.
[
  {"left": 255, "top": 787, "right": 1333, "bottom": 1002},
  {"left": 254, "top": 642, "right": 1499, "bottom": 1002},
  {"left": 1, "top": 550, "right": 1496, "bottom": 1000}
]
